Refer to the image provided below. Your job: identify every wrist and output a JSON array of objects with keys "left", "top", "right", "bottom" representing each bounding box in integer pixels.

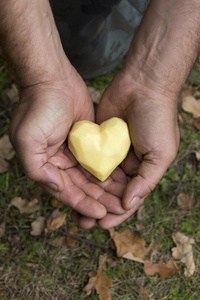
[
  {"left": 122, "top": 0, "right": 200, "bottom": 99},
  {"left": 0, "top": 0, "right": 72, "bottom": 88},
  {"left": 119, "top": 63, "right": 178, "bottom": 104}
]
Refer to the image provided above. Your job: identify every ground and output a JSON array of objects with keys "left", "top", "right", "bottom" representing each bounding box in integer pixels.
[{"left": 0, "top": 57, "right": 200, "bottom": 300}]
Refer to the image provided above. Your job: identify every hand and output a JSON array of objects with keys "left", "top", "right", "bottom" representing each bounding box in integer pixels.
[
  {"left": 9, "top": 67, "right": 126, "bottom": 224},
  {"left": 76, "top": 68, "right": 180, "bottom": 228}
]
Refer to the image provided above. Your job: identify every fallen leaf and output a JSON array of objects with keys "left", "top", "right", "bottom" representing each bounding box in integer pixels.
[
  {"left": 106, "top": 257, "right": 118, "bottom": 268},
  {"left": 88, "top": 271, "right": 96, "bottom": 277},
  {"left": 144, "top": 259, "right": 180, "bottom": 279},
  {"left": 193, "top": 151, "right": 200, "bottom": 161},
  {"left": 122, "top": 252, "right": 145, "bottom": 263},
  {"left": 94, "top": 274, "right": 112, "bottom": 300},
  {"left": 9, "top": 197, "right": 40, "bottom": 214},
  {"left": 0, "top": 134, "right": 15, "bottom": 159},
  {"left": 192, "top": 117, "right": 200, "bottom": 130},
  {"left": 132, "top": 286, "right": 151, "bottom": 299},
  {"left": 8, "top": 234, "right": 20, "bottom": 246},
  {"left": 30, "top": 216, "right": 46, "bottom": 236},
  {"left": 181, "top": 86, "right": 195, "bottom": 98},
  {"left": 0, "top": 135, "right": 15, "bottom": 173},
  {"left": 109, "top": 228, "right": 155, "bottom": 263},
  {"left": 172, "top": 232, "right": 195, "bottom": 277},
  {"left": 66, "top": 226, "right": 78, "bottom": 247},
  {"left": 88, "top": 86, "right": 102, "bottom": 105},
  {"left": 177, "top": 193, "right": 196, "bottom": 209},
  {"left": 194, "top": 90, "right": 200, "bottom": 98},
  {"left": 6, "top": 84, "right": 19, "bottom": 103},
  {"left": 182, "top": 95, "right": 200, "bottom": 118},
  {"left": 83, "top": 276, "right": 97, "bottom": 296},
  {"left": 97, "top": 253, "right": 108, "bottom": 274},
  {"left": 49, "top": 197, "right": 64, "bottom": 208},
  {"left": 45, "top": 209, "right": 67, "bottom": 234},
  {"left": 178, "top": 111, "right": 192, "bottom": 125},
  {"left": 137, "top": 205, "right": 144, "bottom": 220},
  {"left": 0, "top": 222, "right": 6, "bottom": 237},
  {"left": 135, "top": 224, "right": 145, "bottom": 234},
  {"left": 83, "top": 254, "right": 112, "bottom": 299},
  {"left": 0, "top": 157, "right": 9, "bottom": 174},
  {"left": 50, "top": 236, "right": 66, "bottom": 247}
]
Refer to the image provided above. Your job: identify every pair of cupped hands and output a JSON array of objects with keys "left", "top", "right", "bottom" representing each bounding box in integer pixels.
[{"left": 9, "top": 64, "right": 179, "bottom": 229}]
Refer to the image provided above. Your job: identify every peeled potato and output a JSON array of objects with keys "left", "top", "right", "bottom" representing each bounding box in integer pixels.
[{"left": 68, "top": 117, "right": 131, "bottom": 181}]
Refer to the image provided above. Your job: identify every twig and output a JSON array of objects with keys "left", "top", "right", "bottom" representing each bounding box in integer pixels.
[
  {"left": 2, "top": 228, "right": 31, "bottom": 235},
  {"left": 2, "top": 228, "right": 110, "bottom": 251},
  {"left": 57, "top": 230, "right": 110, "bottom": 250}
]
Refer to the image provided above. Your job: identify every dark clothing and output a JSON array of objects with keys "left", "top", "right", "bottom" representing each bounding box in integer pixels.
[{"left": 50, "top": 0, "right": 150, "bottom": 79}]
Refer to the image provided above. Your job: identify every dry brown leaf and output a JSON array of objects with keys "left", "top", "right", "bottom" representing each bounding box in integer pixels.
[
  {"left": 106, "top": 257, "right": 118, "bottom": 268},
  {"left": 94, "top": 274, "right": 112, "bottom": 300},
  {"left": 83, "top": 276, "right": 96, "bottom": 295},
  {"left": 49, "top": 197, "right": 64, "bottom": 208},
  {"left": 9, "top": 197, "right": 27, "bottom": 211},
  {"left": 178, "top": 111, "right": 192, "bottom": 125},
  {"left": 144, "top": 259, "right": 180, "bottom": 279},
  {"left": 88, "top": 86, "right": 102, "bottom": 105},
  {"left": 83, "top": 273, "right": 112, "bottom": 299},
  {"left": 181, "top": 86, "right": 195, "bottom": 98},
  {"left": 45, "top": 209, "right": 67, "bottom": 234},
  {"left": 0, "top": 222, "right": 6, "bottom": 237},
  {"left": 122, "top": 252, "right": 145, "bottom": 263},
  {"left": 6, "top": 84, "right": 19, "bottom": 103},
  {"left": 193, "top": 151, "right": 200, "bottom": 161},
  {"left": 109, "top": 228, "right": 154, "bottom": 263},
  {"left": 192, "top": 117, "right": 200, "bottom": 130},
  {"left": 97, "top": 254, "right": 108, "bottom": 274},
  {"left": 0, "top": 135, "right": 15, "bottom": 173},
  {"left": 50, "top": 236, "right": 66, "bottom": 247},
  {"left": 0, "top": 134, "right": 15, "bottom": 159},
  {"left": 132, "top": 286, "right": 151, "bottom": 299},
  {"left": 9, "top": 197, "right": 40, "bottom": 214},
  {"left": 88, "top": 271, "right": 96, "bottom": 277},
  {"left": 135, "top": 224, "right": 145, "bottom": 234},
  {"left": 0, "top": 157, "right": 9, "bottom": 174},
  {"left": 194, "top": 90, "right": 200, "bottom": 98},
  {"left": 66, "top": 225, "right": 78, "bottom": 247},
  {"left": 182, "top": 95, "right": 200, "bottom": 118},
  {"left": 8, "top": 234, "right": 20, "bottom": 246},
  {"left": 30, "top": 216, "right": 45, "bottom": 236},
  {"left": 137, "top": 205, "right": 144, "bottom": 220},
  {"left": 172, "top": 232, "right": 195, "bottom": 277},
  {"left": 83, "top": 254, "right": 112, "bottom": 299},
  {"left": 177, "top": 193, "right": 196, "bottom": 209}
]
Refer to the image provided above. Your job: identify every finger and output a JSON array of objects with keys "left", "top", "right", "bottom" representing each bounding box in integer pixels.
[
  {"left": 122, "top": 152, "right": 173, "bottom": 210},
  {"left": 71, "top": 210, "right": 97, "bottom": 229},
  {"left": 67, "top": 167, "right": 126, "bottom": 215},
  {"left": 110, "top": 167, "right": 127, "bottom": 184},
  {"left": 41, "top": 169, "right": 107, "bottom": 219},
  {"left": 79, "top": 165, "right": 127, "bottom": 197},
  {"left": 98, "top": 197, "right": 144, "bottom": 229},
  {"left": 13, "top": 138, "right": 66, "bottom": 192},
  {"left": 31, "top": 161, "right": 65, "bottom": 192}
]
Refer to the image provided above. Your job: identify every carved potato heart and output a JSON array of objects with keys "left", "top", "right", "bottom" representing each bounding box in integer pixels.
[{"left": 68, "top": 117, "right": 131, "bottom": 181}]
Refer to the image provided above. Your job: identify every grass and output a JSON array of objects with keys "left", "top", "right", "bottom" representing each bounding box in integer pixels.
[{"left": 0, "top": 57, "right": 200, "bottom": 300}]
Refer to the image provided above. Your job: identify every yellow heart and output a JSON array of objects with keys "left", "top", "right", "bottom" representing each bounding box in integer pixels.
[{"left": 68, "top": 117, "right": 131, "bottom": 181}]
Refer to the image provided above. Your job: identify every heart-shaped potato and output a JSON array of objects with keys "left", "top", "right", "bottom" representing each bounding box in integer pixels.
[{"left": 68, "top": 117, "right": 131, "bottom": 181}]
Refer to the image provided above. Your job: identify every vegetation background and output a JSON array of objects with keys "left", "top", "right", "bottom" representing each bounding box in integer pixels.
[{"left": 0, "top": 56, "right": 200, "bottom": 299}]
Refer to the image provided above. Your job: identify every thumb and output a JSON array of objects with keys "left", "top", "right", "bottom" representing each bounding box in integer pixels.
[{"left": 122, "top": 156, "right": 169, "bottom": 210}]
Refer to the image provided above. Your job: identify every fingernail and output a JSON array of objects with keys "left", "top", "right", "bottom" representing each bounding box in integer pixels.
[
  {"left": 46, "top": 182, "right": 58, "bottom": 192},
  {"left": 129, "top": 196, "right": 141, "bottom": 209}
]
